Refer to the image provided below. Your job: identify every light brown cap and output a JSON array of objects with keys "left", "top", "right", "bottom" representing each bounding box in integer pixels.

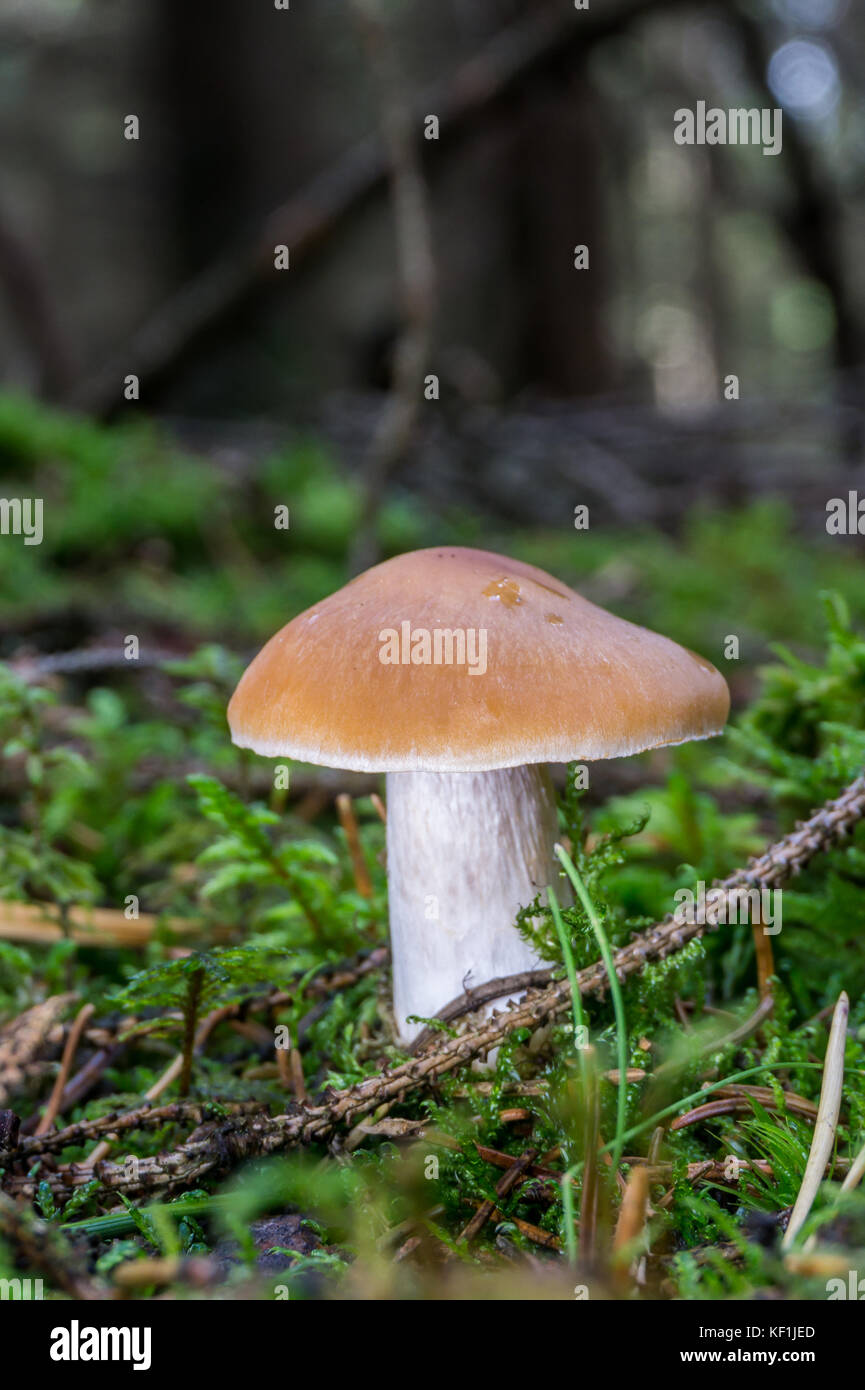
[{"left": 227, "top": 546, "right": 730, "bottom": 772}]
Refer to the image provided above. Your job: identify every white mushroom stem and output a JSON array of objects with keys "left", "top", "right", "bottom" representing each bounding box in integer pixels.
[{"left": 385, "top": 764, "right": 561, "bottom": 1045}]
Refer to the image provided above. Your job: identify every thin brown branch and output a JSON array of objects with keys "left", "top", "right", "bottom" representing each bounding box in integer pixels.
[
  {"left": 6, "top": 774, "right": 864, "bottom": 1203},
  {"left": 408, "top": 968, "right": 556, "bottom": 1054},
  {"left": 0, "top": 994, "right": 76, "bottom": 1107},
  {"left": 336, "top": 794, "right": 373, "bottom": 897},
  {"left": 466, "top": 1204, "right": 561, "bottom": 1253},
  {"left": 412, "top": 764, "right": 865, "bottom": 1053},
  {"left": 669, "top": 1088, "right": 818, "bottom": 1132},
  {"left": 0, "top": 1110, "right": 20, "bottom": 1151},
  {"left": 457, "top": 1146, "right": 538, "bottom": 1245},
  {"left": 612, "top": 1164, "right": 650, "bottom": 1289},
  {"left": 782, "top": 991, "right": 849, "bottom": 1250},
  {"left": 0, "top": 898, "right": 206, "bottom": 949},
  {"left": 179, "top": 968, "right": 205, "bottom": 1098},
  {"left": 752, "top": 904, "right": 775, "bottom": 1000},
  {"left": 7, "top": 1099, "right": 264, "bottom": 1161},
  {"left": 34, "top": 1002, "right": 95, "bottom": 1137}
]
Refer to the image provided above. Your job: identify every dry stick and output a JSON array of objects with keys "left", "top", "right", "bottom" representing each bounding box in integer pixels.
[
  {"left": 297, "top": 945, "right": 390, "bottom": 1002},
  {"left": 461, "top": 1200, "right": 561, "bottom": 1252},
  {"left": 785, "top": 1250, "right": 860, "bottom": 1280},
  {"left": 474, "top": 1144, "right": 570, "bottom": 1192},
  {"left": 0, "top": 993, "right": 77, "bottom": 1106},
  {"left": 336, "top": 794, "right": 373, "bottom": 898},
  {"left": 643, "top": 1126, "right": 666, "bottom": 1216},
  {"left": 56, "top": 950, "right": 383, "bottom": 1152},
  {"left": 276, "top": 1041, "right": 292, "bottom": 1092},
  {"left": 669, "top": 1093, "right": 817, "bottom": 1132},
  {"left": 347, "top": 0, "right": 436, "bottom": 575},
  {"left": 839, "top": 1141, "right": 865, "bottom": 1195},
  {"left": 717, "top": 1083, "right": 816, "bottom": 1115},
  {"left": 289, "top": 1049, "right": 307, "bottom": 1104},
  {"left": 179, "top": 968, "right": 205, "bottom": 1099},
  {"left": 28, "top": 1046, "right": 120, "bottom": 1131},
  {"left": 468, "top": 1142, "right": 750, "bottom": 1212},
  {"left": 709, "top": 994, "right": 775, "bottom": 1051},
  {"left": 229, "top": 1018, "right": 273, "bottom": 1050},
  {"left": 650, "top": 995, "right": 775, "bottom": 1090},
  {"left": 782, "top": 991, "right": 849, "bottom": 1250},
  {"left": 612, "top": 1165, "right": 650, "bottom": 1288},
  {"left": 34, "top": 1002, "right": 95, "bottom": 1137},
  {"left": 802, "top": 1138, "right": 865, "bottom": 1254},
  {"left": 82, "top": 1006, "right": 234, "bottom": 1169},
  {"left": 413, "top": 934, "right": 772, "bottom": 1057},
  {"left": 411, "top": 769, "right": 864, "bottom": 1054},
  {"left": 751, "top": 900, "right": 775, "bottom": 1000},
  {"left": 12, "top": 975, "right": 309, "bottom": 1131},
  {"left": 10, "top": 1101, "right": 263, "bottom": 1159},
  {"left": 0, "top": 1110, "right": 20, "bottom": 1150},
  {"left": 457, "top": 1147, "right": 538, "bottom": 1245},
  {"left": 370, "top": 793, "right": 387, "bottom": 825},
  {"left": 12, "top": 775, "right": 865, "bottom": 1201},
  {"left": 112, "top": 1254, "right": 223, "bottom": 1293},
  {"left": 0, "top": 899, "right": 205, "bottom": 949},
  {"left": 408, "top": 969, "right": 555, "bottom": 1054}
]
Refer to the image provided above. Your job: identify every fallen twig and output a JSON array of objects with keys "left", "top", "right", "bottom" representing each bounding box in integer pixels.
[
  {"left": 408, "top": 968, "right": 554, "bottom": 1054},
  {"left": 670, "top": 1085, "right": 818, "bottom": 1132},
  {"left": 7, "top": 1099, "right": 264, "bottom": 1161},
  {"left": 612, "top": 1164, "right": 650, "bottom": 1289},
  {"left": 336, "top": 794, "right": 373, "bottom": 898},
  {"left": 782, "top": 990, "right": 849, "bottom": 1250},
  {"left": 461, "top": 1198, "right": 561, "bottom": 1253},
  {"left": 34, "top": 1002, "right": 95, "bottom": 1137},
  {"left": 0, "top": 994, "right": 76, "bottom": 1106},
  {"left": 840, "top": 1139, "right": 865, "bottom": 1194},
  {"left": 5, "top": 775, "right": 864, "bottom": 1202},
  {"left": 415, "top": 772, "right": 865, "bottom": 1052},
  {"left": 457, "top": 1147, "right": 538, "bottom": 1245},
  {"left": 0, "top": 899, "right": 205, "bottom": 949}
]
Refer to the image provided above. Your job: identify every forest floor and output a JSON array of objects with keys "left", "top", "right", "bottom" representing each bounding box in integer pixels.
[{"left": 1, "top": 395, "right": 865, "bottom": 1300}]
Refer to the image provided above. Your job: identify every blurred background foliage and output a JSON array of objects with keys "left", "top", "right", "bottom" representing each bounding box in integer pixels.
[{"left": 0, "top": 1, "right": 861, "bottom": 672}]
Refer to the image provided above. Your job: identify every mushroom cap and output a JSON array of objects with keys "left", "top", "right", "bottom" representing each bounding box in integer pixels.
[{"left": 227, "top": 546, "right": 730, "bottom": 772}]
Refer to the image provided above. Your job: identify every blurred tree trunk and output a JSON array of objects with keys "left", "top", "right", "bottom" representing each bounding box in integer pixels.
[
  {"left": 511, "top": 71, "right": 612, "bottom": 397},
  {"left": 154, "top": 2, "right": 314, "bottom": 271},
  {"left": 156, "top": 1, "right": 251, "bottom": 268}
]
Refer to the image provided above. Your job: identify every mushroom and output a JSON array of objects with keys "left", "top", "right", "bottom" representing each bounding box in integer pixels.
[{"left": 227, "top": 547, "right": 729, "bottom": 1045}]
